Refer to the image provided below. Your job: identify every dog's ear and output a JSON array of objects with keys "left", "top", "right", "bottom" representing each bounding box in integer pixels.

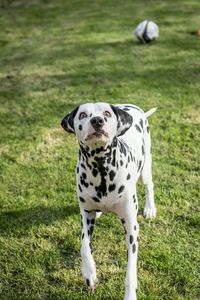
[
  {"left": 111, "top": 105, "right": 133, "bottom": 137},
  {"left": 61, "top": 106, "right": 79, "bottom": 134}
]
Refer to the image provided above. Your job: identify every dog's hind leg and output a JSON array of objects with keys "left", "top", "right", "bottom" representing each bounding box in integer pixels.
[{"left": 140, "top": 123, "right": 156, "bottom": 219}]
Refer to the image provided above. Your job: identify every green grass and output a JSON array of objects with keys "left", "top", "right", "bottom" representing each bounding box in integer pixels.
[{"left": 0, "top": 0, "right": 199, "bottom": 299}]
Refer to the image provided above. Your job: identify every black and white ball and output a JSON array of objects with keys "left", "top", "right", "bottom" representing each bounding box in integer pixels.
[{"left": 135, "top": 20, "right": 159, "bottom": 43}]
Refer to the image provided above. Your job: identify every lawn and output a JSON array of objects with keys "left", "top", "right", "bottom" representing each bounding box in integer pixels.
[{"left": 0, "top": 0, "right": 199, "bottom": 299}]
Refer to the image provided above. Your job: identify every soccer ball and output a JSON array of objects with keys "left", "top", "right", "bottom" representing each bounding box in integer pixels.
[{"left": 135, "top": 20, "right": 159, "bottom": 43}]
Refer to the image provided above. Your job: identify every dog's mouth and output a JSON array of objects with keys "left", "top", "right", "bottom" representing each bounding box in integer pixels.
[{"left": 86, "top": 130, "right": 109, "bottom": 140}]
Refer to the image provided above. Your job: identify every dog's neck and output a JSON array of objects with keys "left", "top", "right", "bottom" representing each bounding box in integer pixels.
[
  {"left": 78, "top": 137, "right": 121, "bottom": 200},
  {"left": 79, "top": 137, "right": 119, "bottom": 168}
]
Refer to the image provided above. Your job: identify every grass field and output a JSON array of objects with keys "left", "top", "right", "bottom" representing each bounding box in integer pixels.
[{"left": 0, "top": 0, "right": 199, "bottom": 299}]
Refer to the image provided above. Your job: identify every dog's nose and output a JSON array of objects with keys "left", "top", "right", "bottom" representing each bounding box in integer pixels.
[{"left": 90, "top": 116, "right": 104, "bottom": 129}]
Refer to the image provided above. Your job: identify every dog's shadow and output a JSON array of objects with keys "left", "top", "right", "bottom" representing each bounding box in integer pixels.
[{"left": 0, "top": 204, "right": 79, "bottom": 236}]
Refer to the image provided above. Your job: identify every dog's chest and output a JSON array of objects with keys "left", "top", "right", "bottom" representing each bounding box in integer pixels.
[
  {"left": 76, "top": 140, "right": 144, "bottom": 211},
  {"left": 77, "top": 164, "right": 128, "bottom": 210}
]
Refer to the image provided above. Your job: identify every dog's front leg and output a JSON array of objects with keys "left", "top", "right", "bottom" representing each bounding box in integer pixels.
[
  {"left": 124, "top": 212, "right": 139, "bottom": 300},
  {"left": 118, "top": 198, "right": 139, "bottom": 300},
  {"left": 80, "top": 208, "right": 97, "bottom": 292}
]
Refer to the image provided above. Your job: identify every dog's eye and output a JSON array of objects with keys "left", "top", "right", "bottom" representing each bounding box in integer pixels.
[
  {"left": 79, "top": 112, "right": 87, "bottom": 120},
  {"left": 104, "top": 111, "right": 112, "bottom": 117}
]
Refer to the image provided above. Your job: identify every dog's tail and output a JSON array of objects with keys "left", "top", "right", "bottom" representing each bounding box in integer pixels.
[{"left": 145, "top": 107, "right": 157, "bottom": 118}]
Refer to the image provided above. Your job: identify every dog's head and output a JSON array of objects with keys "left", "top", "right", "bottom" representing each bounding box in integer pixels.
[{"left": 61, "top": 103, "right": 133, "bottom": 148}]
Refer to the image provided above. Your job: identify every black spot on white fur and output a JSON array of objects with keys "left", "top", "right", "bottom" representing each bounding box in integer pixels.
[
  {"left": 135, "top": 124, "right": 141, "bottom": 132},
  {"left": 86, "top": 279, "right": 90, "bottom": 286},
  {"left": 130, "top": 235, "right": 133, "bottom": 244},
  {"left": 118, "top": 185, "right": 125, "bottom": 194},
  {"left": 141, "top": 145, "right": 145, "bottom": 155},
  {"left": 137, "top": 160, "right": 142, "bottom": 172},
  {"left": 79, "top": 197, "right": 85, "bottom": 202},
  {"left": 93, "top": 197, "right": 100, "bottom": 202},
  {"left": 109, "top": 170, "right": 116, "bottom": 181},
  {"left": 108, "top": 184, "right": 116, "bottom": 192},
  {"left": 127, "top": 173, "right": 131, "bottom": 180}
]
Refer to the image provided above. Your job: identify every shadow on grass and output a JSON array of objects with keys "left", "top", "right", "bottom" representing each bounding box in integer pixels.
[{"left": 0, "top": 204, "right": 79, "bottom": 235}]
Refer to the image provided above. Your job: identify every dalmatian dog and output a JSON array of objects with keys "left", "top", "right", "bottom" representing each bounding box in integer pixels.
[{"left": 61, "top": 103, "right": 156, "bottom": 300}]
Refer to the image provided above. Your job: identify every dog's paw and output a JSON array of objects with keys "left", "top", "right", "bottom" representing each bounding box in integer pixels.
[
  {"left": 82, "top": 254, "right": 98, "bottom": 293},
  {"left": 143, "top": 205, "right": 156, "bottom": 219},
  {"left": 124, "top": 287, "right": 137, "bottom": 300},
  {"left": 85, "top": 277, "right": 98, "bottom": 293}
]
